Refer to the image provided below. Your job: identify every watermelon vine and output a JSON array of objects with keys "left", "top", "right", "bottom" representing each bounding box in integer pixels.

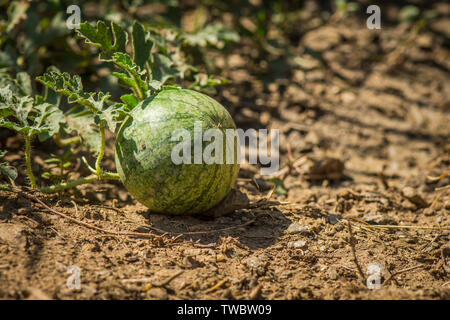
[{"left": 0, "top": 18, "right": 239, "bottom": 214}]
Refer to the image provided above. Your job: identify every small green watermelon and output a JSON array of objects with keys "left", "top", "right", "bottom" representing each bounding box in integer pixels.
[{"left": 115, "top": 87, "right": 240, "bottom": 215}]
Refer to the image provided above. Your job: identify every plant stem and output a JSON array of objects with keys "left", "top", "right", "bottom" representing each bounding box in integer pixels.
[
  {"left": 45, "top": 120, "right": 115, "bottom": 194},
  {"left": 24, "top": 134, "right": 37, "bottom": 188},
  {"left": 54, "top": 133, "right": 81, "bottom": 147},
  {"left": 130, "top": 72, "right": 145, "bottom": 100},
  {"left": 95, "top": 120, "right": 106, "bottom": 175},
  {"left": 39, "top": 172, "right": 120, "bottom": 193}
]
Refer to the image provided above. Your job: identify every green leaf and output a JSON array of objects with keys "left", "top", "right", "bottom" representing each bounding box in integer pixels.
[
  {"left": 120, "top": 94, "right": 139, "bottom": 109},
  {"left": 111, "top": 52, "right": 148, "bottom": 98},
  {"left": 37, "top": 71, "right": 110, "bottom": 113},
  {"left": 38, "top": 69, "right": 128, "bottom": 132},
  {"left": 0, "top": 85, "right": 34, "bottom": 126},
  {"left": 0, "top": 76, "right": 64, "bottom": 140},
  {"left": 99, "top": 103, "right": 129, "bottom": 132},
  {"left": 190, "top": 74, "right": 230, "bottom": 92},
  {"left": 400, "top": 5, "right": 420, "bottom": 22},
  {"left": 0, "top": 70, "right": 31, "bottom": 97},
  {"left": 65, "top": 110, "right": 101, "bottom": 153},
  {"left": 0, "top": 161, "right": 18, "bottom": 181},
  {"left": 182, "top": 23, "right": 240, "bottom": 49},
  {"left": 151, "top": 53, "right": 180, "bottom": 84},
  {"left": 35, "top": 103, "right": 65, "bottom": 142},
  {"left": 0, "top": 150, "right": 17, "bottom": 182},
  {"left": 268, "top": 177, "right": 288, "bottom": 195},
  {"left": 77, "top": 21, "right": 128, "bottom": 60},
  {"left": 132, "top": 22, "right": 154, "bottom": 68},
  {"left": 113, "top": 71, "right": 139, "bottom": 90},
  {"left": 148, "top": 80, "right": 163, "bottom": 92},
  {"left": 16, "top": 72, "right": 33, "bottom": 96}
]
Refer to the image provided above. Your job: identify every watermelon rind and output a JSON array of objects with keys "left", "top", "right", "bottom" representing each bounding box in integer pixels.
[{"left": 114, "top": 87, "right": 240, "bottom": 215}]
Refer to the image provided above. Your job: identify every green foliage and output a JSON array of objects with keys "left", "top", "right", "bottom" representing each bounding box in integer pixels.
[
  {"left": 400, "top": 6, "right": 421, "bottom": 22},
  {"left": 0, "top": 0, "right": 240, "bottom": 193},
  {"left": 41, "top": 150, "right": 74, "bottom": 184},
  {"left": 182, "top": 23, "right": 240, "bottom": 49},
  {"left": 0, "top": 1, "right": 71, "bottom": 75},
  {"left": 268, "top": 177, "right": 288, "bottom": 195},
  {"left": 0, "top": 150, "right": 18, "bottom": 185},
  {"left": 36, "top": 70, "right": 129, "bottom": 152},
  {"left": 335, "top": 0, "right": 360, "bottom": 17},
  {"left": 399, "top": 5, "right": 438, "bottom": 26},
  {"left": 78, "top": 21, "right": 128, "bottom": 60},
  {"left": 0, "top": 84, "right": 64, "bottom": 141}
]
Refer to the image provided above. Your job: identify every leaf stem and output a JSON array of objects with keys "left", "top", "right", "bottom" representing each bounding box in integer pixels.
[
  {"left": 24, "top": 134, "right": 37, "bottom": 188},
  {"left": 54, "top": 133, "right": 81, "bottom": 147},
  {"left": 130, "top": 71, "right": 145, "bottom": 100},
  {"left": 39, "top": 172, "right": 120, "bottom": 193},
  {"left": 95, "top": 120, "right": 106, "bottom": 175}
]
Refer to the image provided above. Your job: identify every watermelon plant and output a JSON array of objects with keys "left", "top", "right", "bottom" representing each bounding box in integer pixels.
[{"left": 0, "top": 19, "right": 240, "bottom": 214}]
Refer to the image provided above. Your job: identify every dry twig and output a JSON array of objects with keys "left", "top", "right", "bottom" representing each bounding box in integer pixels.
[{"left": 347, "top": 221, "right": 366, "bottom": 285}]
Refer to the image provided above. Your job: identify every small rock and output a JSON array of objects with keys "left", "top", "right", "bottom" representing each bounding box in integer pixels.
[
  {"left": 402, "top": 187, "right": 428, "bottom": 208},
  {"left": 288, "top": 240, "right": 307, "bottom": 249},
  {"left": 423, "top": 208, "right": 435, "bottom": 216},
  {"left": 364, "top": 214, "right": 397, "bottom": 225},
  {"left": 147, "top": 287, "right": 168, "bottom": 300},
  {"left": 286, "top": 223, "right": 311, "bottom": 235},
  {"left": 243, "top": 256, "right": 268, "bottom": 276},
  {"left": 301, "top": 157, "right": 345, "bottom": 181},
  {"left": 216, "top": 254, "right": 227, "bottom": 262},
  {"left": 327, "top": 214, "right": 343, "bottom": 225},
  {"left": 327, "top": 268, "right": 338, "bottom": 280}
]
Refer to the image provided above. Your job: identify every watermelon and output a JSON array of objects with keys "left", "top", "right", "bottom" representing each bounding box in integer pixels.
[{"left": 114, "top": 87, "right": 240, "bottom": 215}]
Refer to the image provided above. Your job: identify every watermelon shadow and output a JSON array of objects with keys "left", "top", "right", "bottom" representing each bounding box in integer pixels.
[{"left": 136, "top": 198, "right": 292, "bottom": 250}]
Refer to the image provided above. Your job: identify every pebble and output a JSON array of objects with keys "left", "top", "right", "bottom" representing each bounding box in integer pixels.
[
  {"left": 147, "top": 287, "right": 168, "bottom": 300},
  {"left": 364, "top": 213, "right": 397, "bottom": 225},
  {"left": 423, "top": 208, "right": 435, "bottom": 216},
  {"left": 287, "top": 240, "right": 308, "bottom": 249},
  {"left": 327, "top": 214, "right": 343, "bottom": 225},
  {"left": 327, "top": 268, "right": 338, "bottom": 280},
  {"left": 402, "top": 187, "right": 427, "bottom": 207},
  {"left": 286, "top": 223, "right": 311, "bottom": 235},
  {"left": 243, "top": 256, "right": 267, "bottom": 276}
]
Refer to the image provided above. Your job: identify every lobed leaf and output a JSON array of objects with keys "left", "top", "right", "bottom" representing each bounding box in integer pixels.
[
  {"left": 151, "top": 53, "right": 180, "bottom": 84},
  {"left": 77, "top": 21, "right": 128, "bottom": 60},
  {"left": 132, "top": 22, "right": 154, "bottom": 68}
]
